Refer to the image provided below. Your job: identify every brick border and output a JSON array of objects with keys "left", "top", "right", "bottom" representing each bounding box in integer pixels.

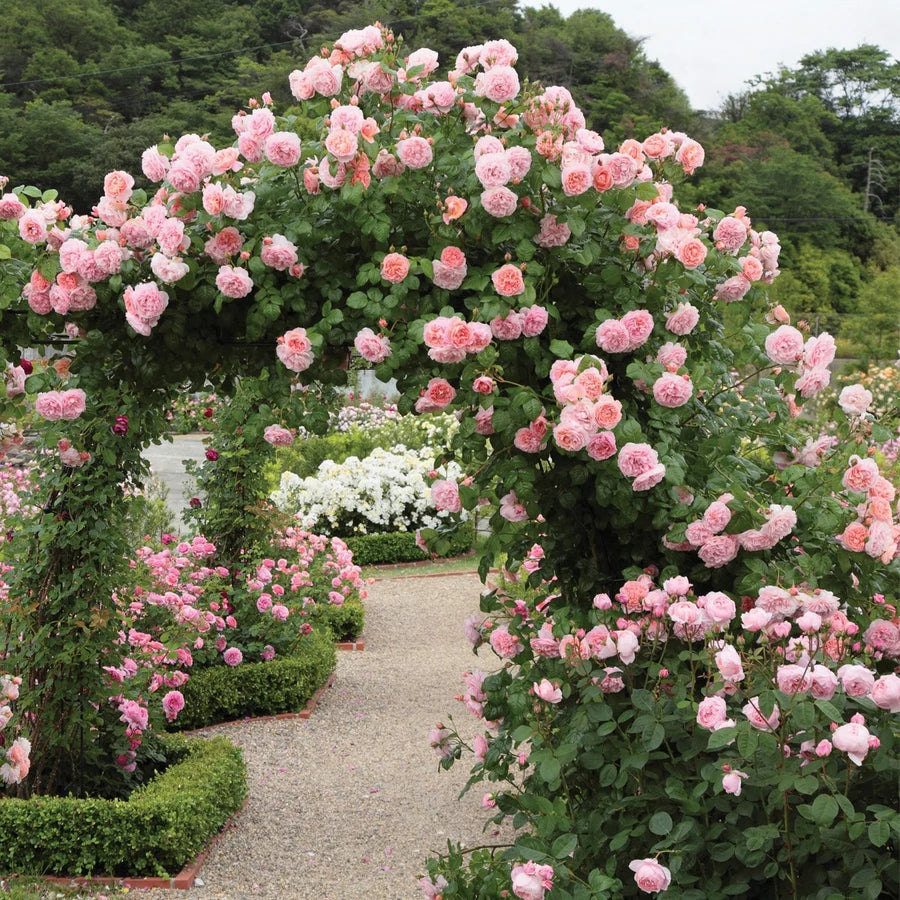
[
  {"left": 25, "top": 671, "right": 340, "bottom": 891},
  {"left": 335, "top": 636, "right": 366, "bottom": 651}
]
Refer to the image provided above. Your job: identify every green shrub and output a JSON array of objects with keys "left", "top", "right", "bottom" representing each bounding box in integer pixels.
[
  {"left": 343, "top": 522, "right": 475, "bottom": 565},
  {"left": 171, "top": 627, "right": 336, "bottom": 730},
  {"left": 312, "top": 597, "right": 365, "bottom": 642},
  {"left": 0, "top": 733, "right": 245, "bottom": 877}
]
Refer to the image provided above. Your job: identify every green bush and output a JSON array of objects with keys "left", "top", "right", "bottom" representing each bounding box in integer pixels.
[
  {"left": 343, "top": 522, "right": 475, "bottom": 566},
  {"left": 0, "top": 733, "right": 245, "bottom": 877},
  {"left": 171, "top": 627, "right": 336, "bottom": 730},
  {"left": 312, "top": 597, "right": 365, "bottom": 642}
]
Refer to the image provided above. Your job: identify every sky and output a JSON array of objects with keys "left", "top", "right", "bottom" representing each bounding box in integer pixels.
[{"left": 522, "top": 0, "right": 900, "bottom": 110}]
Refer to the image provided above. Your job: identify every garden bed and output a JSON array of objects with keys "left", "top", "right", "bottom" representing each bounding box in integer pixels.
[
  {"left": 169, "top": 626, "right": 337, "bottom": 731},
  {"left": 0, "top": 733, "right": 246, "bottom": 878}
]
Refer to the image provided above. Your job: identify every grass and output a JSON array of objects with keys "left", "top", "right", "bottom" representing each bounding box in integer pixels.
[{"left": 0, "top": 878, "right": 128, "bottom": 899}]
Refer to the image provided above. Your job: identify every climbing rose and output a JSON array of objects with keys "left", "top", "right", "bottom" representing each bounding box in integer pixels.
[
  {"left": 354, "top": 327, "right": 392, "bottom": 363},
  {"left": 162, "top": 690, "right": 185, "bottom": 722},
  {"left": 223, "top": 647, "right": 243, "bottom": 666},
  {"left": 263, "top": 425, "right": 294, "bottom": 446},
  {"left": 629, "top": 859, "right": 671, "bottom": 894},
  {"left": 431, "top": 479, "right": 461, "bottom": 512},
  {"left": 276, "top": 327, "right": 314, "bottom": 372},
  {"left": 381, "top": 252, "right": 410, "bottom": 283},
  {"left": 491, "top": 264, "right": 525, "bottom": 296},
  {"left": 215, "top": 265, "right": 253, "bottom": 298}
]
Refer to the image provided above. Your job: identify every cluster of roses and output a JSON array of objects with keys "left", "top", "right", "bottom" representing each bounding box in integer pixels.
[
  {"left": 0, "top": 674, "right": 29, "bottom": 786},
  {"left": 666, "top": 493, "right": 799, "bottom": 568},
  {"left": 764, "top": 322, "right": 837, "bottom": 400},
  {"left": 836, "top": 454, "right": 899, "bottom": 563}
]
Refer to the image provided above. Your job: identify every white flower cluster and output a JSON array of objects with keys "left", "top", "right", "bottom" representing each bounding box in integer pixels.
[
  {"left": 271, "top": 444, "right": 467, "bottom": 535},
  {"left": 330, "top": 400, "right": 402, "bottom": 432}
]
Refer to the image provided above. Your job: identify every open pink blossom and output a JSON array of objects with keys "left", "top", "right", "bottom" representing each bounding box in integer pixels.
[
  {"left": 354, "top": 327, "right": 392, "bottom": 363},
  {"left": 832, "top": 722, "right": 871, "bottom": 766},
  {"left": 431, "top": 479, "right": 461, "bottom": 512},
  {"left": 722, "top": 769, "right": 748, "bottom": 796},
  {"left": 263, "top": 425, "right": 294, "bottom": 447},
  {"left": 216, "top": 265, "right": 253, "bottom": 298},
  {"left": 629, "top": 859, "right": 671, "bottom": 894},
  {"left": 652, "top": 373, "right": 693, "bottom": 408},
  {"left": 533, "top": 679, "right": 562, "bottom": 704},
  {"left": 381, "top": 252, "right": 410, "bottom": 283},
  {"left": 276, "top": 327, "right": 314, "bottom": 373}
]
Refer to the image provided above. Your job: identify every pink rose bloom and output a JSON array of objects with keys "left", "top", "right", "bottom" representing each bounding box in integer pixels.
[
  {"left": 632, "top": 463, "right": 666, "bottom": 492},
  {"left": 864, "top": 619, "right": 900, "bottom": 654},
  {"left": 520, "top": 305, "right": 548, "bottom": 337},
  {"left": 794, "top": 366, "right": 831, "bottom": 398},
  {"left": 475, "top": 406, "right": 495, "bottom": 435},
  {"left": 592, "top": 397, "right": 622, "bottom": 431},
  {"left": 18, "top": 211, "right": 47, "bottom": 244},
  {"left": 656, "top": 342, "right": 687, "bottom": 371},
  {"left": 722, "top": 770, "right": 748, "bottom": 796},
  {"left": 741, "top": 607, "right": 772, "bottom": 631},
  {"left": 141, "top": 145, "right": 170, "bottom": 182},
  {"left": 480, "top": 186, "right": 518, "bottom": 218},
  {"left": 424, "top": 377, "right": 456, "bottom": 408},
  {"left": 871, "top": 673, "right": 900, "bottom": 713},
  {"left": 703, "top": 501, "right": 732, "bottom": 534},
  {"left": 533, "top": 679, "right": 562, "bottom": 704},
  {"left": 499, "top": 490, "right": 528, "bottom": 522},
  {"left": 162, "top": 690, "right": 185, "bottom": 722},
  {"left": 514, "top": 426, "right": 545, "bottom": 453},
  {"left": 761, "top": 503, "right": 797, "bottom": 542},
  {"left": 396, "top": 136, "right": 433, "bottom": 169},
  {"left": 491, "top": 311, "right": 524, "bottom": 341},
  {"left": 832, "top": 722, "right": 871, "bottom": 766},
  {"left": 808, "top": 664, "right": 838, "bottom": 700},
  {"left": 492, "top": 264, "right": 525, "bottom": 297},
  {"left": 276, "top": 327, "right": 314, "bottom": 373},
  {"left": 715, "top": 644, "right": 745, "bottom": 682},
  {"left": 0, "top": 193, "right": 26, "bottom": 219},
  {"left": 617, "top": 443, "right": 658, "bottom": 477},
  {"left": 675, "top": 138, "right": 705, "bottom": 174},
  {"left": 837, "top": 664, "right": 875, "bottom": 698},
  {"left": 838, "top": 384, "right": 873, "bottom": 417},
  {"left": 714, "top": 274, "right": 751, "bottom": 302},
  {"left": 58, "top": 388, "right": 87, "bottom": 420},
  {"left": 652, "top": 373, "right": 693, "bottom": 408},
  {"left": 743, "top": 697, "right": 780, "bottom": 731},
  {"left": 381, "top": 252, "right": 410, "bottom": 283},
  {"left": 697, "top": 696, "right": 728, "bottom": 729},
  {"left": 553, "top": 422, "right": 591, "bottom": 453},
  {"left": 713, "top": 216, "right": 748, "bottom": 252},
  {"left": 629, "top": 858, "right": 671, "bottom": 894},
  {"left": 431, "top": 479, "right": 461, "bottom": 512},
  {"left": 535, "top": 214, "right": 572, "bottom": 248},
  {"left": 489, "top": 626, "right": 521, "bottom": 659},
  {"left": 764, "top": 325, "right": 805, "bottom": 366},
  {"left": 702, "top": 591, "right": 736, "bottom": 625},
  {"left": 620, "top": 310, "right": 654, "bottom": 350},
  {"left": 595, "top": 319, "right": 631, "bottom": 353},
  {"left": 216, "top": 265, "right": 253, "bottom": 298},
  {"left": 263, "top": 425, "right": 294, "bottom": 446},
  {"left": 676, "top": 237, "right": 708, "bottom": 269},
  {"left": 842, "top": 456, "right": 879, "bottom": 493},
  {"left": 474, "top": 152, "right": 512, "bottom": 188},
  {"left": 354, "top": 327, "right": 392, "bottom": 363},
  {"left": 776, "top": 664, "right": 811, "bottom": 694},
  {"left": 699, "top": 534, "right": 740, "bottom": 568},
  {"left": 804, "top": 333, "right": 836, "bottom": 369},
  {"left": 223, "top": 647, "right": 243, "bottom": 666},
  {"left": 473, "top": 376, "right": 495, "bottom": 394},
  {"left": 35, "top": 391, "right": 65, "bottom": 421},
  {"left": 260, "top": 234, "right": 299, "bottom": 271},
  {"left": 418, "top": 875, "right": 450, "bottom": 899},
  {"left": 474, "top": 65, "right": 520, "bottom": 102},
  {"left": 432, "top": 259, "right": 467, "bottom": 290},
  {"left": 665, "top": 302, "right": 700, "bottom": 336},
  {"left": 103, "top": 169, "right": 134, "bottom": 203}
]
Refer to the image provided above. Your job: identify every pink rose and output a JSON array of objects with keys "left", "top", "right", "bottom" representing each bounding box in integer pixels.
[
  {"left": 698, "top": 534, "right": 740, "bottom": 569},
  {"left": 396, "top": 136, "right": 433, "bottom": 169},
  {"left": 714, "top": 274, "right": 751, "bottom": 302},
  {"left": 713, "top": 216, "right": 748, "bottom": 252},
  {"left": 431, "top": 479, "right": 461, "bottom": 512},
  {"left": 629, "top": 858, "right": 671, "bottom": 894},
  {"left": 0, "top": 193, "right": 25, "bottom": 220},
  {"left": 474, "top": 152, "right": 512, "bottom": 188},
  {"left": 354, "top": 327, "right": 392, "bottom": 363},
  {"left": 162, "top": 690, "right": 185, "bottom": 722},
  {"left": 595, "top": 319, "right": 631, "bottom": 353},
  {"left": 276, "top": 327, "right": 314, "bottom": 373},
  {"left": 520, "top": 305, "right": 548, "bottom": 337},
  {"left": 871, "top": 674, "right": 900, "bottom": 713},
  {"left": 838, "top": 384, "right": 873, "bottom": 417},
  {"left": 804, "top": 333, "right": 836, "bottom": 369},
  {"left": 492, "top": 264, "right": 525, "bottom": 297},
  {"left": 764, "top": 325, "right": 805, "bottom": 366},
  {"left": 621, "top": 309, "right": 654, "bottom": 349},
  {"left": 722, "top": 770, "right": 748, "bottom": 796},
  {"left": 489, "top": 626, "right": 521, "bottom": 659},
  {"left": 533, "top": 679, "right": 562, "bottom": 704},
  {"left": 743, "top": 697, "right": 780, "bottom": 731},
  {"left": 617, "top": 443, "right": 658, "bottom": 478},
  {"left": 676, "top": 237, "right": 707, "bottom": 269},
  {"left": 216, "top": 265, "right": 253, "bottom": 298},
  {"left": 675, "top": 139, "right": 705, "bottom": 174},
  {"left": 424, "top": 377, "right": 456, "bottom": 408},
  {"left": 263, "top": 425, "right": 294, "bottom": 446},
  {"left": 696, "top": 696, "right": 728, "bottom": 730},
  {"left": 381, "top": 252, "right": 410, "bottom": 283},
  {"left": 35, "top": 391, "right": 65, "bottom": 421},
  {"left": 665, "top": 302, "right": 700, "bottom": 335},
  {"left": 59, "top": 388, "right": 87, "bottom": 420},
  {"left": 632, "top": 464, "right": 666, "bottom": 491},
  {"left": 715, "top": 644, "right": 745, "bottom": 682},
  {"left": 652, "top": 373, "right": 693, "bottom": 408},
  {"left": 837, "top": 664, "right": 875, "bottom": 698},
  {"left": 223, "top": 647, "right": 243, "bottom": 666},
  {"left": 474, "top": 65, "right": 520, "bottom": 102},
  {"left": 842, "top": 456, "right": 879, "bottom": 493},
  {"left": 832, "top": 722, "right": 871, "bottom": 766},
  {"left": 808, "top": 665, "right": 838, "bottom": 700},
  {"left": 260, "top": 234, "right": 299, "bottom": 271},
  {"left": 480, "top": 186, "right": 518, "bottom": 218},
  {"left": 702, "top": 591, "right": 736, "bottom": 625}
]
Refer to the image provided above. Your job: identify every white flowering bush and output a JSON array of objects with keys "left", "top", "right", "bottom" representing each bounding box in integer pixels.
[{"left": 272, "top": 445, "right": 467, "bottom": 535}]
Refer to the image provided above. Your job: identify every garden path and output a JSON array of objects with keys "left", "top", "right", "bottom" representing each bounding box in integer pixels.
[
  {"left": 142, "top": 572, "right": 509, "bottom": 900},
  {"left": 143, "top": 435, "right": 206, "bottom": 527}
]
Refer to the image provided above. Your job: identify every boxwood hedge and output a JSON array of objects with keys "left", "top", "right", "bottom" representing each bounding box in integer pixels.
[
  {"left": 342, "top": 522, "right": 474, "bottom": 566},
  {"left": 171, "top": 625, "right": 337, "bottom": 731},
  {"left": 313, "top": 596, "right": 365, "bottom": 642},
  {"left": 0, "top": 733, "right": 245, "bottom": 877}
]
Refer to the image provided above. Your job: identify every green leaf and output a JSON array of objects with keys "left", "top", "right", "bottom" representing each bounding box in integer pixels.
[
  {"left": 707, "top": 727, "right": 736, "bottom": 750},
  {"left": 551, "top": 833, "right": 578, "bottom": 859},
  {"left": 814, "top": 699, "right": 843, "bottom": 723},
  {"left": 549, "top": 339, "right": 574, "bottom": 358},
  {"left": 811, "top": 794, "right": 839, "bottom": 827},
  {"left": 794, "top": 775, "right": 819, "bottom": 795},
  {"left": 867, "top": 820, "right": 890, "bottom": 847},
  {"left": 648, "top": 811, "right": 672, "bottom": 835},
  {"left": 540, "top": 757, "right": 560, "bottom": 783},
  {"left": 737, "top": 727, "right": 758, "bottom": 758},
  {"left": 0, "top": 244, "right": 10, "bottom": 260}
]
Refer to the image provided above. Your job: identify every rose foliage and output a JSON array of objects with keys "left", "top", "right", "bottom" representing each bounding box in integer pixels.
[{"left": 0, "top": 21, "right": 897, "bottom": 896}]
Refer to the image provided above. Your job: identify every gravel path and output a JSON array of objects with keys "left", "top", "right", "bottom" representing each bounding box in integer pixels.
[{"left": 142, "top": 573, "right": 508, "bottom": 900}]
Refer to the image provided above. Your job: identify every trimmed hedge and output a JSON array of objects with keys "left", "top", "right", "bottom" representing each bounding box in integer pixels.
[
  {"left": 313, "top": 596, "right": 365, "bottom": 642},
  {"left": 0, "top": 733, "right": 245, "bottom": 877},
  {"left": 342, "top": 522, "right": 475, "bottom": 566},
  {"left": 171, "top": 626, "right": 336, "bottom": 730}
]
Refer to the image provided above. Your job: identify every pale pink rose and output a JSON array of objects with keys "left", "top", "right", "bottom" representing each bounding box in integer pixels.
[
  {"left": 474, "top": 406, "right": 495, "bottom": 435},
  {"left": 533, "top": 679, "right": 562, "bottom": 704},
  {"left": 499, "top": 490, "right": 528, "bottom": 522},
  {"left": 629, "top": 858, "right": 671, "bottom": 894},
  {"left": 396, "top": 136, "right": 433, "bottom": 169},
  {"left": 431, "top": 479, "right": 461, "bottom": 512},
  {"left": 642, "top": 133, "right": 672, "bottom": 159},
  {"left": 276, "top": 327, "right": 314, "bottom": 373},
  {"left": 354, "top": 327, "right": 391, "bottom": 363},
  {"left": 216, "top": 265, "right": 253, "bottom": 298},
  {"left": 832, "top": 722, "right": 871, "bottom": 765},
  {"left": 804, "top": 333, "right": 836, "bottom": 369},
  {"left": 714, "top": 274, "right": 752, "bottom": 302},
  {"left": 838, "top": 384, "right": 873, "bottom": 417},
  {"left": 722, "top": 770, "right": 748, "bottom": 796},
  {"left": 18, "top": 211, "right": 47, "bottom": 244},
  {"left": 715, "top": 644, "right": 745, "bottom": 682},
  {"left": 863, "top": 619, "right": 900, "bottom": 654},
  {"left": 842, "top": 456, "right": 879, "bottom": 493},
  {"left": 211, "top": 147, "right": 242, "bottom": 175},
  {"left": 505, "top": 145, "right": 532, "bottom": 181},
  {"left": 665, "top": 302, "right": 700, "bottom": 335},
  {"left": 474, "top": 65, "right": 520, "bottom": 102},
  {"left": 676, "top": 238, "right": 708, "bottom": 269},
  {"left": 535, "top": 213, "right": 571, "bottom": 248},
  {"left": 604, "top": 152, "right": 638, "bottom": 187},
  {"left": 713, "top": 216, "right": 748, "bottom": 252},
  {"left": 621, "top": 310, "right": 654, "bottom": 349},
  {"left": 699, "top": 534, "right": 740, "bottom": 568},
  {"left": 35, "top": 391, "right": 65, "bottom": 421},
  {"left": 260, "top": 234, "right": 299, "bottom": 271},
  {"left": 776, "top": 664, "right": 811, "bottom": 694},
  {"left": 871, "top": 674, "right": 900, "bottom": 713},
  {"left": 520, "top": 305, "right": 548, "bottom": 337},
  {"left": 696, "top": 696, "right": 728, "bottom": 729},
  {"left": 761, "top": 504, "right": 797, "bottom": 542},
  {"left": 741, "top": 607, "right": 772, "bottom": 631},
  {"left": 617, "top": 443, "right": 658, "bottom": 477},
  {"left": 741, "top": 255, "right": 764, "bottom": 281},
  {"left": 381, "top": 252, "right": 410, "bottom": 283},
  {"left": 492, "top": 264, "right": 525, "bottom": 296},
  {"left": 223, "top": 647, "right": 243, "bottom": 666},
  {"left": 474, "top": 152, "right": 512, "bottom": 188},
  {"left": 424, "top": 377, "right": 456, "bottom": 408},
  {"left": 491, "top": 311, "right": 524, "bottom": 341},
  {"left": 595, "top": 319, "right": 631, "bottom": 353},
  {"left": 560, "top": 164, "right": 592, "bottom": 197},
  {"left": 473, "top": 376, "right": 495, "bottom": 394},
  {"left": 653, "top": 373, "right": 693, "bottom": 408},
  {"left": 656, "top": 342, "right": 687, "bottom": 371},
  {"left": 675, "top": 138, "right": 705, "bottom": 174},
  {"left": 124, "top": 281, "right": 169, "bottom": 321},
  {"left": 764, "top": 325, "right": 805, "bottom": 365},
  {"left": 553, "top": 422, "right": 590, "bottom": 453},
  {"left": 808, "top": 664, "right": 838, "bottom": 700},
  {"left": 157, "top": 217, "right": 186, "bottom": 257},
  {"left": 591, "top": 397, "right": 621, "bottom": 431},
  {"left": 58, "top": 388, "right": 87, "bottom": 420},
  {"left": 703, "top": 501, "right": 732, "bottom": 534},
  {"left": 264, "top": 132, "right": 302, "bottom": 167},
  {"left": 794, "top": 366, "right": 831, "bottom": 398},
  {"left": 478, "top": 185, "right": 517, "bottom": 218},
  {"left": 489, "top": 626, "right": 521, "bottom": 659},
  {"left": 837, "top": 664, "right": 875, "bottom": 698},
  {"left": 702, "top": 592, "right": 736, "bottom": 625},
  {"left": 103, "top": 170, "right": 134, "bottom": 203},
  {"left": 0, "top": 193, "right": 25, "bottom": 219},
  {"left": 325, "top": 129, "right": 358, "bottom": 163},
  {"left": 514, "top": 425, "right": 546, "bottom": 453},
  {"left": 263, "top": 425, "right": 294, "bottom": 446},
  {"left": 685, "top": 520, "right": 714, "bottom": 546},
  {"left": 743, "top": 697, "right": 780, "bottom": 731},
  {"left": 141, "top": 146, "right": 170, "bottom": 182},
  {"left": 632, "top": 464, "right": 666, "bottom": 491}
]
